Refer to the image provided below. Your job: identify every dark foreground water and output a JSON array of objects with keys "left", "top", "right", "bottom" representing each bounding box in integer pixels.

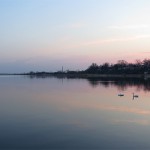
[{"left": 0, "top": 75, "right": 150, "bottom": 150}]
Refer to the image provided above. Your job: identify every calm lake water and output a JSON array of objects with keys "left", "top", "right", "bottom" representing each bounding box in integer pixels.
[{"left": 0, "top": 75, "right": 150, "bottom": 150}]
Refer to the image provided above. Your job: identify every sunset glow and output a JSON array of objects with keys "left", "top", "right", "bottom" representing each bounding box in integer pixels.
[{"left": 1, "top": 0, "right": 150, "bottom": 72}]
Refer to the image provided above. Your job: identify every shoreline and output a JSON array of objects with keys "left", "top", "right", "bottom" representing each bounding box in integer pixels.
[{"left": 1, "top": 73, "right": 149, "bottom": 79}]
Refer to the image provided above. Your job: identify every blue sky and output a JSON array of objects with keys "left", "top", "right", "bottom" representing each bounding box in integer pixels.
[{"left": 1, "top": 0, "right": 150, "bottom": 72}]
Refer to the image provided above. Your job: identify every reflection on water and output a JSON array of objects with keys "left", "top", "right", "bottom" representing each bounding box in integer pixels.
[
  {"left": 86, "top": 77, "right": 150, "bottom": 92},
  {"left": 28, "top": 75, "right": 150, "bottom": 91},
  {"left": 0, "top": 75, "right": 150, "bottom": 149}
]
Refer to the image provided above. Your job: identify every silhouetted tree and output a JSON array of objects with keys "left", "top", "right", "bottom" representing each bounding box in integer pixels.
[
  {"left": 143, "top": 59, "right": 150, "bottom": 73},
  {"left": 98, "top": 63, "right": 110, "bottom": 74},
  {"left": 85, "top": 59, "right": 150, "bottom": 74},
  {"left": 86, "top": 63, "right": 99, "bottom": 73}
]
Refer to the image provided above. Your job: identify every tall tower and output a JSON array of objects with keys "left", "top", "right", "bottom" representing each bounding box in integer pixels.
[{"left": 62, "top": 66, "right": 63, "bottom": 73}]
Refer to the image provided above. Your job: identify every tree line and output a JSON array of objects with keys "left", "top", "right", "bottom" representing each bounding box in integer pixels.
[
  {"left": 85, "top": 59, "right": 150, "bottom": 74},
  {"left": 26, "top": 58, "right": 150, "bottom": 75}
]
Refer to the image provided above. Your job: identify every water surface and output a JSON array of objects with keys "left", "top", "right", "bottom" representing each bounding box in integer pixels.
[{"left": 0, "top": 76, "right": 150, "bottom": 149}]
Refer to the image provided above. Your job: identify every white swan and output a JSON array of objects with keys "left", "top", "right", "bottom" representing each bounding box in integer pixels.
[
  {"left": 133, "top": 93, "right": 138, "bottom": 98},
  {"left": 118, "top": 93, "right": 124, "bottom": 97}
]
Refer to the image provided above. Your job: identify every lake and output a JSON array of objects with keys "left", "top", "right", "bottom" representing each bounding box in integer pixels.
[{"left": 0, "top": 75, "right": 150, "bottom": 150}]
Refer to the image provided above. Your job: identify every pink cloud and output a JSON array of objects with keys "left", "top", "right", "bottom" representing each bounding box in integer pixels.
[
  {"left": 82, "top": 35, "right": 150, "bottom": 46},
  {"left": 108, "top": 24, "right": 149, "bottom": 30}
]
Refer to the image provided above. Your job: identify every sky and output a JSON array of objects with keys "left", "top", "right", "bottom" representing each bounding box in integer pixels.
[{"left": 1, "top": 0, "right": 150, "bottom": 73}]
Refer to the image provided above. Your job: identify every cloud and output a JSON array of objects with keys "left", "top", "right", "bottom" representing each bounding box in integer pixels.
[
  {"left": 141, "top": 51, "right": 150, "bottom": 54},
  {"left": 108, "top": 24, "right": 149, "bottom": 30},
  {"left": 82, "top": 35, "right": 150, "bottom": 46},
  {"left": 53, "top": 34, "right": 150, "bottom": 53}
]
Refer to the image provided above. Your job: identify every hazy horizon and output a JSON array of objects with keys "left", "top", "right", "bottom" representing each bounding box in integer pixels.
[{"left": 1, "top": 0, "right": 150, "bottom": 73}]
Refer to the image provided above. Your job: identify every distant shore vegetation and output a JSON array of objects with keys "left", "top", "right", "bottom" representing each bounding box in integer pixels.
[
  {"left": 26, "top": 59, "right": 150, "bottom": 76},
  {"left": 85, "top": 59, "right": 150, "bottom": 74}
]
